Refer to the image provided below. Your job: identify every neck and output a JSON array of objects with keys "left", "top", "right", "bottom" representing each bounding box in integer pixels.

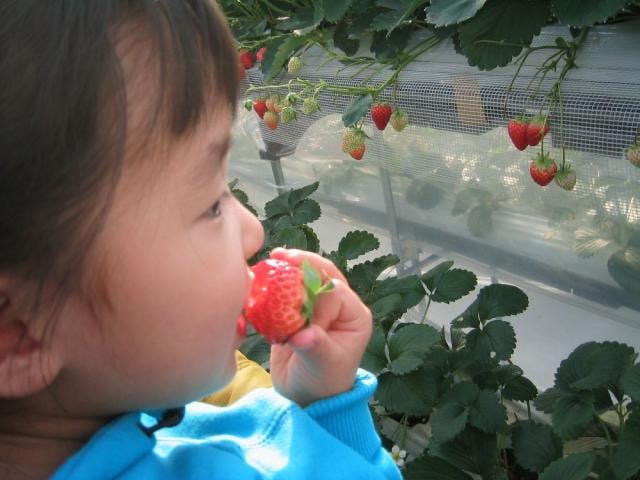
[{"left": 0, "top": 403, "right": 112, "bottom": 479}]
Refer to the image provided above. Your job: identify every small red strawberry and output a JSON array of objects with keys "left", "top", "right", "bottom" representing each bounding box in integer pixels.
[
  {"left": 530, "top": 152, "right": 558, "bottom": 186},
  {"left": 253, "top": 99, "right": 268, "bottom": 119},
  {"left": 256, "top": 47, "right": 267, "bottom": 63},
  {"left": 526, "top": 116, "right": 550, "bottom": 146},
  {"left": 350, "top": 143, "right": 365, "bottom": 160},
  {"left": 371, "top": 103, "right": 392, "bottom": 131},
  {"left": 508, "top": 118, "right": 529, "bottom": 151},
  {"left": 244, "top": 258, "right": 333, "bottom": 344},
  {"left": 264, "top": 111, "right": 279, "bottom": 130},
  {"left": 627, "top": 143, "right": 640, "bottom": 168},
  {"left": 239, "top": 49, "right": 255, "bottom": 70},
  {"left": 390, "top": 110, "right": 409, "bottom": 132},
  {"left": 554, "top": 163, "right": 577, "bottom": 190}
]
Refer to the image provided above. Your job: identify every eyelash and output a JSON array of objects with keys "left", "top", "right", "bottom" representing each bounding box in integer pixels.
[{"left": 208, "top": 192, "right": 230, "bottom": 219}]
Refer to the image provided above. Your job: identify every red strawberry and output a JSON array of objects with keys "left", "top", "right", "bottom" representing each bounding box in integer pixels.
[
  {"left": 350, "top": 143, "right": 365, "bottom": 160},
  {"left": 554, "top": 163, "right": 577, "bottom": 190},
  {"left": 256, "top": 47, "right": 267, "bottom": 63},
  {"left": 239, "top": 49, "right": 255, "bottom": 70},
  {"left": 253, "top": 99, "right": 268, "bottom": 119},
  {"left": 264, "top": 111, "right": 279, "bottom": 130},
  {"left": 244, "top": 258, "right": 333, "bottom": 344},
  {"left": 526, "top": 117, "right": 550, "bottom": 146},
  {"left": 371, "top": 103, "right": 392, "bottom": 130},
  {"left": 530, "top": 152, "right": 558, "bottom": 186},
  {"left": 508, "top": 118, "right": 529, "bottom": 151}
]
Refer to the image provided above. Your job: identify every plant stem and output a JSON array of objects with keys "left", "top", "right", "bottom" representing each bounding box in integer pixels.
[
  {"left": 420, "top": 294, "right": 433, "bottom": 324},
  {"left": 597, "top": 416, "right": 615, "bottom": 460}
]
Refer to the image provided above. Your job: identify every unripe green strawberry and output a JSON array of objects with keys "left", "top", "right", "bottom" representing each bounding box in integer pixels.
[
  {"left": 554, "top": 163, "right": 577, "bottom": 191},
  {"left": 302, "top": 98, "right": 320, "bottom": 115},
  {"left": 280, "top": 106, "right": 297, "bottom": 125},
  {"left": 287, "top": 56, "right": 303, "bottom": 75},
  {"left": 390, "top": 110, "right": 408, "bottom": 132},
  {"left": 283, "top": 93, "right": 299, "bottom": 107},
  {"left": 264, "top": 110, "right": 279, "bottom": 130},
  {"left": 243, "top": 258, "right": 333, "bottom": 344},
  {"left": 243, "top": 99, "right": 253, "bottom": 111},
  {"left": 341, "top": 127, "right": 366, "bottom": 154},
  {"left": 627, "top": 143, "right": 640, "bottom": 168}
]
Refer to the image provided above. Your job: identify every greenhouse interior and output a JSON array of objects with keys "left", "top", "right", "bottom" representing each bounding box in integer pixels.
[{"left": 224, "top": 1, "right": 640, "bottom": 479}]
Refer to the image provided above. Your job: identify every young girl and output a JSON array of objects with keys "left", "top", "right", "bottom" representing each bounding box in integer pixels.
[{"left": 0, "top": 1, "right": 401, "bottom": 478}]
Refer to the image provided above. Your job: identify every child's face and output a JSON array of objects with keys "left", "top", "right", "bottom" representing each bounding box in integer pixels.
[{"left": 48, "top": 107, "right": 265, "bottom": 414}]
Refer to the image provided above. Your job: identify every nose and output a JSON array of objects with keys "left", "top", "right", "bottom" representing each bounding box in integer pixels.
[{"left": 237, "top": 199, "right": 264, "bottom": 260}]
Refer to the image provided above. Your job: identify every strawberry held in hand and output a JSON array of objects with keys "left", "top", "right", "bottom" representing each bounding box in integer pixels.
[
  {"left": 244, "top": 259, "right": 333, "bottom": 344},
  {"left": 371, "top": 103, "right": 392, "bottom": 130}
]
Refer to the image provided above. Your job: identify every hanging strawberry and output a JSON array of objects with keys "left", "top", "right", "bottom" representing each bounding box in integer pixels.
[
  {"left": 371, "top": 103, "right": 392, "bottom": 130},
  {"left": 508, "top": 117, "right": 529, "bottom": 151}
]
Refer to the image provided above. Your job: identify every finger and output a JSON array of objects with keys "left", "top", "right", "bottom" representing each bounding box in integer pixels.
[
  {"left": 311, "top": 278, "right": 372, "bottom": 335},
  {"left": 269, "top": 248, "right": 348, "bottom": 285}
]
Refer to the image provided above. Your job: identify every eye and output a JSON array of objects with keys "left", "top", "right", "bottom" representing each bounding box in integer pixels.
[{"left": 208, "top": 199, "right": 223, "bottom": 218}]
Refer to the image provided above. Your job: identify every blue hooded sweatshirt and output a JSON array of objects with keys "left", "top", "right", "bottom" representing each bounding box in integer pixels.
[{"left": 51, "top": 370, "right": 402, "bottom": 479}]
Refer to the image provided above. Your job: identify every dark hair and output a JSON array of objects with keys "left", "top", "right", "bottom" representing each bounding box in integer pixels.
[{"left": 0, "top": 0, "right": 239, "bottom": 312}]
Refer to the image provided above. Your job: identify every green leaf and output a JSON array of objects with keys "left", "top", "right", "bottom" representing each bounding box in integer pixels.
[
  {"left": 539, "top": 453, "right": 594, "bottom": 480},
  {"left": 288, "top": 182, "right": 320, "bottom": 206},
  {"left": 622, "top": 364, "right": 640, "bottom": 402},
  {"left": 342, "top": 94, "right": 374, "bottom": 127},
  {"left": 476, "top": 284, "right": 529, "bottom": 322},
  {"left": 403, "top": 453, "right": 474, "bottom": 480},
  {"left": 374, "top": 275, "right": 426, "bottom": 311},
  {"left": 431, "top": 403, "right": 470, "bottom": 443},
  {"left": 441, "top": 381, "right": 480, "bottom": 406},
  {"left": 300, "top": 225, "right": 320, "bottom": 253},
  {"left": 512, "top": 420, "right": 563, "bottom": 473},
  {"left": 552, "top": 0, "right": 629, "bottom": 27},
  {"left": 347, "top": 254, "right": 399, "bottom": 294},
  {"left": 551, "top": 394, "right": 596, "bottom": 440},
  {"left": 422, "top": 261, "right": 455, "bottom": 292},
  {"left": 426, "top": 0, "right": 487, "bottom": 27},
  {"left": 430, "top": 427, "right": 498, "bottom": 478},
  {"left": 612, "top": 411, "right": 640, "bottom": 480},
  {"left": 371, "top": 0, "right": 424, "bottom": 35},
  {"left": 271, "top": 226, "right": 309, "bottom": 249},
  {"left": 370, "top": 26, "right": 411, "bottom": 60},
  {"left": 318, "top": 0, "right": 354, "bottom": 21},
  {"left": 534, "top": 387, "right": 564, "bottom": 414},
  {"left": 338, "top": 230, "right": 380, "bottom": 260},
  {"left": 370, "top": 294, "right": 404, "bottom": 321},
  {"left": 333, "top": 21, "right": 360, "bottom": 56},
  {"left": 430, "top": 269, "right": 477, "bottom": 304},
  {"left": 503, "top": 375, "right": 538, "bottom": 402},
  {"left": 457, "top": 0, "right": 550, "bottom": 70},
  {"left": 361, "top": 325, "right": 388, "bottom": 375},
  {"left": 388, "top": 324, "right": 441, "bottom": 375},
  {"left": 484, "top": 320, "right": 516, "bottom": 360},
  {"left": 375, "top": 369, "right": 438, "bottom": 416},
  {"left": 264, "top": 35, "right": 307, "bottom": 80},
  {"left": 468, "top": 390, "right": 507, "bottom": 433}
]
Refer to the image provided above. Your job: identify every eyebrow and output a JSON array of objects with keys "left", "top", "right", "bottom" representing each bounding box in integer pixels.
[{"left": 190, "top": 136, "right": 231, "bottom": 186}]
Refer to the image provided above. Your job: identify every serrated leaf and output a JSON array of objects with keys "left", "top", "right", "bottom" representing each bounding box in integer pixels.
[
  {"left": 300, "top": 225, "right": 320, "bottom": 253},
  {"left": 539, "top": 453, "right": 594, "bottom": 480},
  {"left": 288, "top": 181, "right": 320, "bottom": 206},
  {"left": 612, "top": 411, "right": 640, "bottom": 480},
  {"left": 361, "top": 325, "right": 388, "bottom": 375},
  {"left": 430, "top": 269, "right": 477, "bottom": 304},
  {"left": 370, "top": 26, "right": 411, "bottom": 60},
  {"left": 375, "top": 369, "right": 438, "bottom": 416},
  {"left": 552, "top": 394, "right": 596, "bottom": 440},
  {"left": 457, "top": 0, "right": 549, "bottom": 70},
  {"left": 271, "top": 226, "right": 309, "bottom": 249},
  {"left": 264, "top": 35, "right": 308, "bottom": 80},
  {"left": 389, "top": 324, "right": 441, "bottom": 374},
  {"left": 422, "top": 261, "right": 455, "bottom": 292},
  {"left": 622, "top": 364, "right": 640, "bottom": 402},
  {"left": 370, "top": 294, "right": 404, "bottom": 321},
  {"left": 431, "top": 403, "right": 470, "bottom": 443},
  {"left": 338, "top": 230, "right": 380, "bottom": 260},
  {"left": 495, "top": 364, "right": 523, "bottom": 385},
  {"left": 374, "top": 275, "right": 426, "bottom": 311},
  {"left": 342, "top": 94, "right": 374, "bottom": 127},
  {"left": 468, "top": 390, "right": 507, "bottom": 433},
  {"left": 347, "top": 254, "right": 399, "bottom": 294},
  {"left": 512, "top": 420, "right": 563, "bottom": 473},
  {"left": 426, "top": 0, "right": 487, "bottom": 27},
  {"left": 441, "top": 381, "right": 480, "bottom": 406},
  {"left": 476, "top": 284, "right": 529, "bottom": 322},
  {"left": 430, "top": 427, "right": 498, "bottom": 478},
  {"left": 318, "top": 0, "right": 354, "bottom": 21},
  {"left": 333, "top": 21, "right": 360, "bottom": 56},
  {"left": 552, "top": 0, "right": 628, "bottom": 27},
  {"left": 534, "top": 387, "right": 564, "bottom": 414},
  {"left": 371, "top": 0, "right": 424, "bottom": 35},
  {"left": 403, "top": 453, "right": 474, "bottom": 480},
  {"left": 503, "top": 375, "right": 538, "bottom": 402},
  {"left": 483, "top": 320, "right": 516, "bottom": 361}
]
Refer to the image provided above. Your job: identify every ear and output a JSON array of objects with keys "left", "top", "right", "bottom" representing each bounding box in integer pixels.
[{"left": 0, "top": 284, "right": 63, "bottom": 398}]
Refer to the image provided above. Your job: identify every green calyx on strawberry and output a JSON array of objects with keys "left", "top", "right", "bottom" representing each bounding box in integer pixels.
[
  {"left": 529, "top": 152, "right": 558, "bottom": 186},
  {"left": 253, "top": 99, "right": 268, "bottom": 119},
  {"left": 627, "top": 143, "right": 640, "bottom": 168},
  {"left": 341, "top": 127, "right": 367, "bottom": 157},
  {"left": 302, "top": 97, "right": 320, "bottom": 115},
  {"left": 390, "top": 110, "right": 408, "bottom": 132},
  {"left": 371, "top": 103, "right": 392, "bottom": 131},
  {"left": 526, "top": 116, "right": 550, "bottom": 147},
  {"left": 508, "top": 117, "right": 529, "bottom": 151},
  {"left": 243, "top": 258, "right": 334, "bottom": 344},
  {"left": 554, "top": 163, "right": 577, "bottom": 191},
  {"left": 280, "top": 106, "right": 297, "bottom": 125},
  {"left": 287, "top": 56, "right": 303, "bottom": 75}
]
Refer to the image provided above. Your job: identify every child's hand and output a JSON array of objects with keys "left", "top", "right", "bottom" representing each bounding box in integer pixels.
[{"left": 267, "top": 248, "right": 372, "bottom": 407}]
